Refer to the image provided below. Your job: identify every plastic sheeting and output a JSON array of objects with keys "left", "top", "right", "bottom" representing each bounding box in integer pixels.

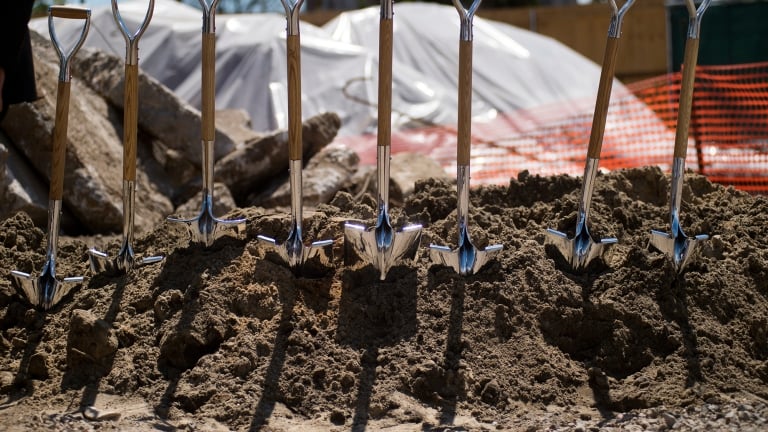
[{"left": 32, "top": 0, "right": 612, "bottom": 136}]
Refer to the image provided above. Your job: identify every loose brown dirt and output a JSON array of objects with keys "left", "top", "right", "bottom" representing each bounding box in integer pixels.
[{"left": 1, "top": 166, "right": 767, "bottom": 431}]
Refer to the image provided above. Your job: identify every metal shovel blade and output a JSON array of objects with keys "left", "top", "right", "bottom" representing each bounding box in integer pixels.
[
  {"left": 88, "top": 246, "right": 164, "bottom": 275},
  {"left": 257, "top": 224, "right": 334, "bottom": 277},
  {"left": 11, "top": 265, "right": 83, "bottom": 311},
  {"left": 344, "top": 219, "right": 422, "bottom": 281},
  {"left": 650, "top": 228, "right": 708, "bottom": 273},
  {"left": 547, "top": 222, "right": 617, "bottom": 272},
  {"left": 430, "top": 228, "right": 503, "bottom": 276},
  {"left": 168, "top": 195, "right": 245, "bottom": 248}
]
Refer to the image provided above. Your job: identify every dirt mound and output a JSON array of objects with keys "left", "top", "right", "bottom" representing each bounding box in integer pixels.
[{"left": 1, "top": 166, "right": 767, "bottom": 430}]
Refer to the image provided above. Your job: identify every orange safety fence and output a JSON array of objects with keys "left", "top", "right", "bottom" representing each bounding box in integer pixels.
[{"left": 336, "top": 61, "right": 768, "bottom": 193}]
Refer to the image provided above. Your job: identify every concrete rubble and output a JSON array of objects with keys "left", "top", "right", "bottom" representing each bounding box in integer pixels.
[{"left": 0, "top": 30, "right": 449, "bottom": 236}]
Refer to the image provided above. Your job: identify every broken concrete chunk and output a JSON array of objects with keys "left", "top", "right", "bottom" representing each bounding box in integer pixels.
[
  {"left": 215, "top": 112, "right": 342, "bottom": 200},
  {"left": 254, "top": 143, "right": 359, "bottom": 208},
  {"left": 1, "top": 31, "right": 173, "bottom": 234}
]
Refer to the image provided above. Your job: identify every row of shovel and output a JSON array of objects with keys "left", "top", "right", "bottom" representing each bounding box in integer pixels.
[{"left": 10, "top": 0, "right": 710, "bottom": 311}]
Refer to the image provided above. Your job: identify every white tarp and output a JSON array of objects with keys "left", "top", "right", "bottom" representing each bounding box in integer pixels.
[{"left": 32, "top": 0, "right": 611, "bottom": 136}]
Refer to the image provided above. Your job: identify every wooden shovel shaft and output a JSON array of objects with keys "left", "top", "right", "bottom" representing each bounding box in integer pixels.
[
  {"left": 457, "top": 40, "right": 473, "bottom": 166},
  {"left": 50, "top": 80, "right": 71, "bottom": 200},
  {"left": 49, "top": 6, "right": 90, "bottom": 19},
  {"left": 201, "top": 33, "right": 216, "bottom": 142},
  {"left": 287, "top": 34, "right": 302, "bottom": 161},
  {"left": 586, "top": 36, "right": 620, "bottom": 159},
  {"left": 377, "top": 17, "right": 393, "bottom": 149},
  {"left": 123, "top": 63, "right": 139, "bottom": 181},
  {"left": 674, "top": 37, "right": 700, "bottom": 159}
]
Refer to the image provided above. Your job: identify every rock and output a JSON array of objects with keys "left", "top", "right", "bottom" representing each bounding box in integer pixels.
[
  {"left": 71, "top": 48, "right": 250, "bottom": 167},
  {"left": 0, "top": 370, "right": 14, "bottom": 393},
  {"left": 342, "top": 152, "right": 450, "bottom": 206},
  {"left": 390, "top": 152, "right": 450, "bottom": 202},
  {"left": 27, "top": 351, "right": 50, "bottom": 380},
  {"left": 662, "top": 412, "right": 677, "bottom": 428},
  {"left": 67, "top": 309, "right": 118, "bottom": 367},
  {"left": 215, "top": 112, "right": 342, "bottom": 200},
  {"left": 0, "top": 136, "right": 47, "bottom": 227},
  {"left": 254, "top": 144, "right": 359, "bottom": 207},
  {"left": 216, "top": 109, "right": 262, "bottom": 147},
  {"left": 2, "top": 31, "right": 173, "bottom": 234},
  {"left": 82, "top": 406, "right": 121, "bottom": 422}
]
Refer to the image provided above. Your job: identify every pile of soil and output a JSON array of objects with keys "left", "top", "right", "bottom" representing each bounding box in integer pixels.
[{"left": 0, "top": 166, "right": 766, "bottom": 431}]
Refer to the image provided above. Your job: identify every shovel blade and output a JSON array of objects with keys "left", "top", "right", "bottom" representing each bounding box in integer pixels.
[
  {"left": 11, "top": 269, "right": 83, "bottom": 311},
  {"left": 546, "top": 228, "right": 616, "bottom": 272},
  {"left": 650, "top": 229, "right": 708, "bottom": 273},
  {"left": 168, "top": 205, "right": 246, "bottom": 248},
  {"left": 344, "top": 222, "right": 422, "bottom": 280},
  {"left": 257, "top": 235, "right": 334, "bottom": 277},
  {"left": 429, "top": 243, "right": 503, "bottom": 276},
  {"left": 88, "top": 247, "right": 164, "bottom": 275}
]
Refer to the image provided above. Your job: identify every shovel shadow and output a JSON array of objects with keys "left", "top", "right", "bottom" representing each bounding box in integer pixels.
[
  {"left": 151, "top": 238, "right": 245, "bottom": 418},
  {"left": 248, "top": 270, "right": 299, "bottom": 431},
  {"left": 0, "top": 306, "right": 46, "bottom": 409},
  {"left": 657, "top": 274, "right": 702, "bottom": 388},
  {"left": 65, "top": 272, "right": 140, "bottom": 414},
  {"left": 336, "top": 266, "right": 419, "bottom": 431}
]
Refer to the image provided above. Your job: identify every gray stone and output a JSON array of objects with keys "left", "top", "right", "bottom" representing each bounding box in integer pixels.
[
  {"left": 82, "top": 406, "right": 121, "bottom": 422},
  {"left": 0, "top": 136, "right": 48, "bottom": 227},
  {"left": 255, "top": 144, "right": 359, "bottom": 208},
  {"left": 0, "top": 370, "right": 14, "bottom": 393},
  {"left": 342, "top": 152, "right": 450, "bottom": 206},
  {"left": 215, "top": 112, "right": 342, "bottom": 200},
  {"left": 390, "top": 152, "right": 451, "bottom": 202},
  {"left": 71, "top": 48, "right": 249, "bottom": 167},
  {"left": 2, "top": 31, "right": 173, "bottom": 234}
]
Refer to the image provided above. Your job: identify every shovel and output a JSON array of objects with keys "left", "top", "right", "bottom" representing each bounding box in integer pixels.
[
  {"left": 344, "top": 0, "right": 423, "bottom": 281},
  {"left": 168, "top": 0, "right": 246, "bottom": 247},
  {"left": 650, "top": 0, "right": 711, "bottom": 273},
  {"left": 256, "top": 0, "right": 334, "bottom": 276},
  {"left": 429, "top": 0, "right": 502, "bottom": 276},
  {"left": 89, "top": 0, "right": 163, "bottom": 274},
  {"left": 10, "top": 6, "right": 90, "bottom": 310},
  {"left": 546, "top": 0, "right": 634, "bottom": 272}
]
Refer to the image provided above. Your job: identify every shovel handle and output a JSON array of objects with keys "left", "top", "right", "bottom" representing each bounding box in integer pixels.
[
  {"left": 124, "top": 63, "right": 139, "bottom": 181},
  {"left": 287, "top": 34, "right": 302, "bottom": 161},
  {"left": 586, "top": 36, "right": 620, "bottom": 159},
  {"left": 201, "top": 33, "right": 215, "bottom": 142},
  {"left": 48, "top": 6, "right": 91, "bottom": 82},
  {"left": 49, "top": 6, "right": 90, "bottom": 19},
  {"left": 377, "top": 17, "right": 393, "bottom": 149},
  {"left": 457, "top": 40, "right": 473, "bottom": 166},
  {"left": 50, "top": 81, "right": 71, "bottom": 200},
  {"left": 673, "top": 37, "right": 700, "bottom": 159},
  {"left": 112, "top": 0, "right": 155, "bottom": 65}
]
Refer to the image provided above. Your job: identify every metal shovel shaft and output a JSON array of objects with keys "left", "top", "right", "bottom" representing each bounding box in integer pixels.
[
  {"left": 649, "top": 0, "right": 711, "bottom": 273},
  {"left": 257, "top": 0, "right": 333, "bottom": 275},
  {"left": 343, "top": 0, "right": 422, "bottom": 280},
  {"left": 89, "top": 0, "right": 164, "bottom": 274},
  {"left": 12, "top": 6, "right": 90, "bottom": 310},
  {"left": 430, "top": 0, "right": 502, "bottom": 276},
  {"left": 168, "top": 0, "right": 246, "bottom": 246},
  {"left": 545, "top": 0, "right": 633, "bottom": 271}
]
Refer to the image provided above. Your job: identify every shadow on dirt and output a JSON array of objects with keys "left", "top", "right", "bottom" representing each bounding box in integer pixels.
[{"left": 336, "top": 264, "right": 419, "bottom": 431}]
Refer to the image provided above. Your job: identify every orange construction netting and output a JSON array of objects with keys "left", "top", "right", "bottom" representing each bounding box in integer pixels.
[{"left": 337, "top": 61, "right": 768, "bottom": 193}]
